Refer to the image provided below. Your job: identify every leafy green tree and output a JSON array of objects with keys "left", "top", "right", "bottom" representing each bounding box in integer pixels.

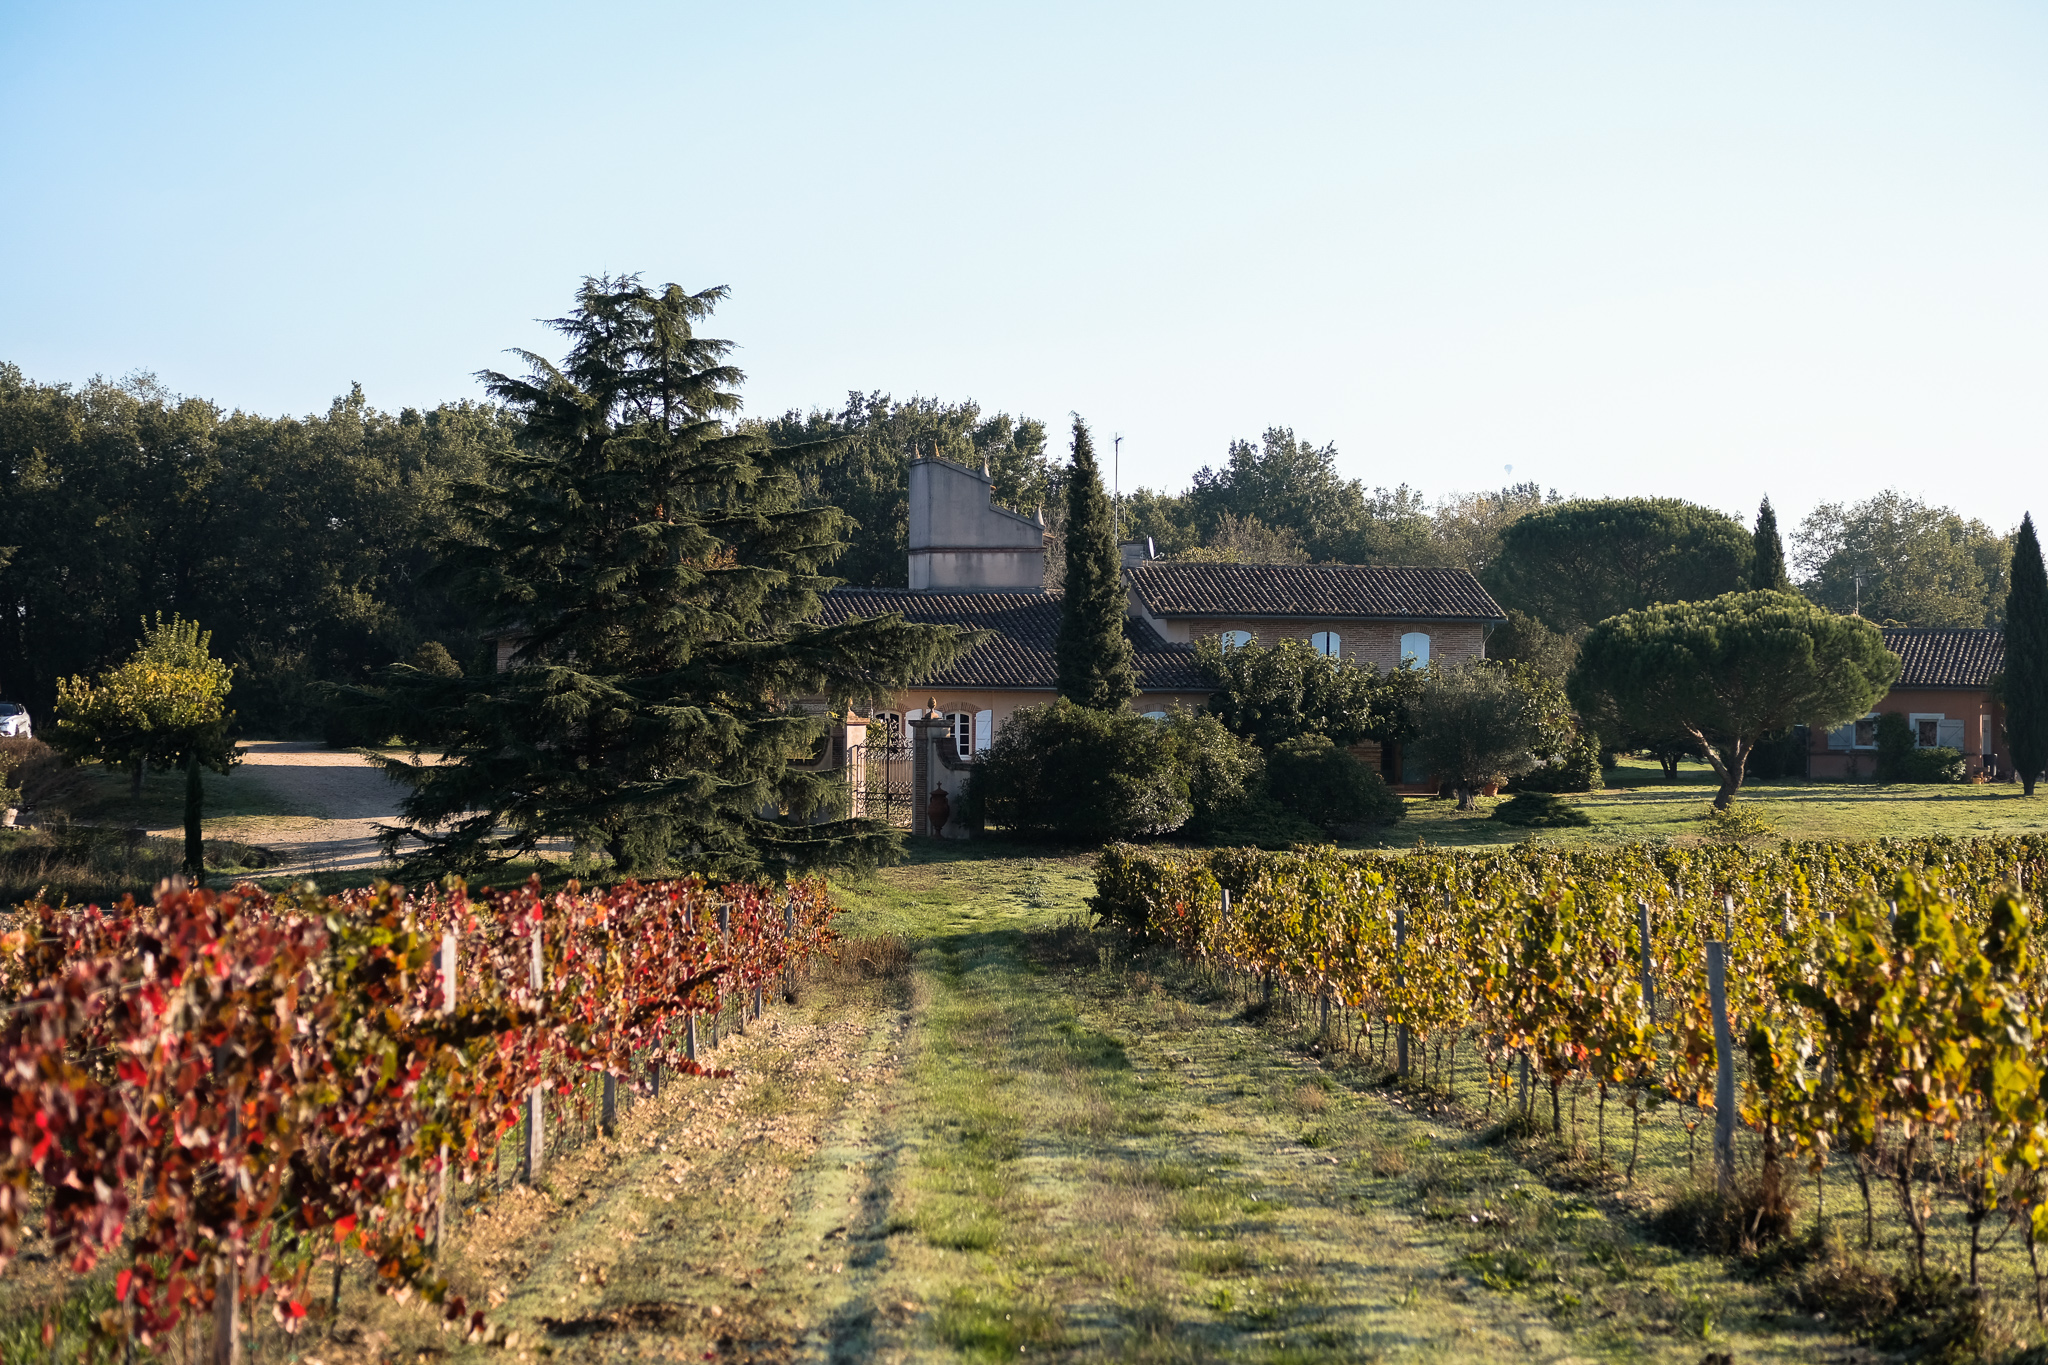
[
  {"left": 1264, "top": 734, "right": 1403, "bottom": 830},
  {"left": 0, "top": 364, "right": 508, "bottom": 734},
  {"left": 1793, "top": 491, "right": 2009, "bottom": 627},
  {"left": 1752, "top": 497, "right": 1793, "bottom": 593},
  {"left": 1055, "top": 418, "right": 1138, "bottom": 708},
  {"left": 2005, "top": 513, "right": 2048, "bottom": 795},
  {"left": 54, "top": 615, "right": 239, "bottom": 880},
  {"left": 1409, "top": 661, "right": 1548, "bottom": 809},
  {"left": 1488, "top": 498, "right": 1753, "bottom": 632},
  {"left": 1194, "top": 636, "right": 1418, "bottom": 750},
  {"left": 1567, "top": 590, "right": 1899, "bottom": 808},
  {"left": 1426, "top": 483, "right": 1554, "bottom": 577},
  {"left": 1167, "top": 512, "right": 1308, "bottom": 565},
  {"left": 367, "top": 275, "right": 968, "bottom": 879}
]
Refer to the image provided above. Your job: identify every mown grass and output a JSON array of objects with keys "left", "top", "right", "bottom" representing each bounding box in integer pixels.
[
  {"left": 1391, "top": 755, "right": 2048, "bottom": 851},
  {"left": 850, "top": 851, "right": 1865, "bottom": 1361}
]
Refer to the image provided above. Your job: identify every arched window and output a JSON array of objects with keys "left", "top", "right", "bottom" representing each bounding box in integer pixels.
[
  {"left": 1400, "top": 632, "right": 1431, "bottom": 667},
  {"left": 871, "top": 711, "right": 903, "bottom": 745},
  {"left": 1311, "top": 631, "right": 1342, "bottom": 658},
  {"left": 1139, "top": 711, "right": 1169, "bottom": 721},
  {"left": 1220, "top": 630, "right": 1253, "bottom": 650}
]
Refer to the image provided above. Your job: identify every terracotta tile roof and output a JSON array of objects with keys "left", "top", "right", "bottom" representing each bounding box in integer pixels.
[
  {"left": 1128, "top": 562, "right": 1504, "bottom": 621},
  {"left": 818, "top": 589, "right": 1209, "bottom": 693},
  {"left": 1883, "top": 627, "right": 2004, "bottom": 689}
]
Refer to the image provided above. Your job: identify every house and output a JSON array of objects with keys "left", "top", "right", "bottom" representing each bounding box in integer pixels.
[
  {"left": 1805, "top": 627, "right": 2008, "bottom": 779},
  {"left": 817, "top": 455, "right": 1506, "bottom": 795}
]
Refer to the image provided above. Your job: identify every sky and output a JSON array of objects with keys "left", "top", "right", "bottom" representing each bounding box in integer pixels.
[{"left": 3, "top": 2, "right": 2045, "bottom": 538}]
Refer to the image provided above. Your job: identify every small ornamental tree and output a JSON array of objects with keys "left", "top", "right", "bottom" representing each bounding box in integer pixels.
[
  {"left": 2006, "top": 513, "right": 2048, "bottom": 795},
  {"left": 1055, "top": 418, "right": 1138, "bottom": 709},
  {"left": 1752, "top": 497, "right": 1793, "bottom": 593},
  {"left": 1568, "top": 590, "right": 1899, "bottom": 809},
  {"left": 1409, "top": 661, "right": 1547, "bottom": 809},
  {"left": 54, "top": 615, "right": 239, "bottom": 880}
]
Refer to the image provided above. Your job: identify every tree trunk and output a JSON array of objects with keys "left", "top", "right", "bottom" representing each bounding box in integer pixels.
[
  {"left": 1685, "top": 728, "right": 1752, "bottom": 810},
  {"left": 131, "top": 763, "right": 145, "bottom": 799},
  {"left": 184, "top": 749, "right": 205, "bottom": 886},
  {"left": 1455, "top": 784, "right": 1475, "bottom": 811}
]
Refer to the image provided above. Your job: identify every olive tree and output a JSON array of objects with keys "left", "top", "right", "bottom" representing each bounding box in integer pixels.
[
  {"left": 1568, "top": 590, "right": 1898, "bottom": 809},
  {"left": 1409, "top": 662, "right": 1547, "bottom": 810}
]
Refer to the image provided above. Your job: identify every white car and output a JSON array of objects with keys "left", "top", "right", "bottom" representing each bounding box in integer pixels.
[{"left": 0, "top": 703, "right": 30, "bottom": 739}]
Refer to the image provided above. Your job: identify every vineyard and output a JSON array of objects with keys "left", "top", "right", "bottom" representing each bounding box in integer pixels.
[
  {"left": 1097, "top": 833, "right": 2048, "bottom": 1334},
  {"left": 0, "top": 873, "right": 836, "bottom": 1359}
]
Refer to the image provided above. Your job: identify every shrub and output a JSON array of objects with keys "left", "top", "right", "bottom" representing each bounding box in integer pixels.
[
  {"left": 1161, "top": 710, "right": 1261, "bottom": 825},
  {"left": 0, "top": 736, "right": 90, "bottom": 819},
  {"left": 1875, "top": 711, "right": 1914, "bottom": 781},
  {"left": 972, "top": 699, "right": 1190, "bottom": 840},
  {"left": 1489, "top": 792, "right": 1591, "bottom": 827},
  {"left": 1511, "top": 732, "right": 1602, "bottom": 793},
  {"left": 1899, "top": 745, "right": 1966, "bottom": 784},
  {"left": 1264, "top": 735, "right": 1403, "bottom": 834}
]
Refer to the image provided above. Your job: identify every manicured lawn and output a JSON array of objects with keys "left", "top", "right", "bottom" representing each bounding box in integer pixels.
[{"left": 1388, "top": 755, "right": 2048, "bottom": 851}]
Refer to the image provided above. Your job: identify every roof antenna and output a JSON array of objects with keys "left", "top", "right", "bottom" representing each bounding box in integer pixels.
[{"left": 1113, "top": 434, "right": 1123, "bottom": 542}]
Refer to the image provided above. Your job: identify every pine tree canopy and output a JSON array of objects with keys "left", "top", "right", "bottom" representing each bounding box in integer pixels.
[
  {"left": 1752, "top": 497, "right": 1793, "bottom": 594},
  {"left": 1055, "top": 417, "right": 1138, "bottom": 709},
  {"left": 368, "top": 275, "right": 972, "bottom": 879},
  {"left": 2006, "top": 512, "right": 2048, "bottom": 795}
]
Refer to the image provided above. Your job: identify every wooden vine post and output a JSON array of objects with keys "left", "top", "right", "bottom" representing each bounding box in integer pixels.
[
  {"left": 1394, "top": 904, "right": 1409, "bottom": 1077},
  {"left": 213, "top": 1048, "right": 241, "bottom": 1365},
  {"left": 524, "top": 927, "right": 545, "bottom": 1184},
  {"left": 1635, "top": 902, "right": 1655, "bottom": 1020},
  {"left": 1707, "top": 940, "right": 1735, "bottom": 1195},
  {"left": 434, "top": 930, "right": 456, "bottom": 1254}
]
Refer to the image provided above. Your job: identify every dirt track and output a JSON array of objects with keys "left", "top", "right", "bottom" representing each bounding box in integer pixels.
[{"left": 150, "top": 741, "right": 420, "bottom": 876}]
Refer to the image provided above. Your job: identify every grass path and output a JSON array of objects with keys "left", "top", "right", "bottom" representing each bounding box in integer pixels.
[{"left": 320, "top": 847, "right": 1875, "bottom": 1364}]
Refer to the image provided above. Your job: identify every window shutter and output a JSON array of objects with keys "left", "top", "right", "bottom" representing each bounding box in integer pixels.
[
  {"left": 1826, "top": 724, "right": 1852, "bottom": 751},
  {"left": 1937, "top": 718, "right": 1965, "bottom": 750},
  {"left": 974, "top": 709, "right": 992, "bottom": 754}
]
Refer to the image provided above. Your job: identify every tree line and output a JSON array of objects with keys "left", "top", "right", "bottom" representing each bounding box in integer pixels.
[{"left": 0, "top": 356, "right": 2012, "bottom": 733}]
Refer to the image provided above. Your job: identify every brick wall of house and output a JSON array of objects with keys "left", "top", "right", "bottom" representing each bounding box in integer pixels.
[
  {"left": 1806, "top": 687, "right": 2011, "bottom": 780},
  {"left": 1168, "top": 617, "right": 1487, "bottom": 669}
]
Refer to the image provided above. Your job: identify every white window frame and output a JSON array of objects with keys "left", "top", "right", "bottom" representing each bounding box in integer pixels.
[
  {"left": 943, "top": 712, "right": 974, "bottom": 760},
  {"left": 1311, "top": 631, "right": 1342, "bottom": 658},
  {"left": 1400, "top": 631, "right": 1431, "bottom": 668},
  {"left": 1851, "top": 713, "right": 1880, "bottom": 750},
  {"left": 1909, "top": 713, "right": 1946, "bottom": 750}
]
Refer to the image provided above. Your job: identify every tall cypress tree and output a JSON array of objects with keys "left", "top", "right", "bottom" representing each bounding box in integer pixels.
[
  {"left": 1752, "top": 497, "right": 1793, "bottom": 593},
  {"left": 1056, "top": 417, "right": 1138, "bottom": 709},
  {"left": 2006, "top": 512, "right": 2048, "bottom": 796},
  {"left": 367, "top": 275, "right": 968, "bottom": 878}
]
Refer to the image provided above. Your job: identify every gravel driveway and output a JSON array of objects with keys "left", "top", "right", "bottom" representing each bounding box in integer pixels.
[{"left": 150, "top": 741, "right": 426, "bottom": 877}]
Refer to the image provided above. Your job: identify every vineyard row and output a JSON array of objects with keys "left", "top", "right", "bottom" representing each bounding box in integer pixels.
[
  {"left": 1098, "top": 834, "right": 2048, "bottom": 1312},
  {"left": 0, "top": 872, "right": 839, "bottom": 1353}
]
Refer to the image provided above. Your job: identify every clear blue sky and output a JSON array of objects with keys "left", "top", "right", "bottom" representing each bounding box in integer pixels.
[{"left": 3, "top": 2, "right": 2044, "bottom": 536}]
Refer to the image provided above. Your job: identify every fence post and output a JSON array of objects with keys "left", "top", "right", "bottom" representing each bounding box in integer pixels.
[
  {"left": 1394, "top": 904, "right": 1409, "bottom": 1077},
  {"left": 715, "top": 901, "right": 730, "bottom": 1047},
  {"left": 524, "top": 928, "right": 545, "bottom": 1185},
  {"left": 1707, "top": 941, "right": 1735, "bottom": 1196},
  {"left": 213, "top": 1047, "right": 241, "bottom": 1365},
  {"left": 1722, "top": 894, "right": 1735, "bottom": 952},
  {"left": 434, "top": 930, "right": 456, "bottom": 1255},
  {"left": 1517, "top": 1051, "right": 1530, "bottom": 1117},
  {"left": 1635, "top": 902, "right": 1655, "bottom": 1021}
]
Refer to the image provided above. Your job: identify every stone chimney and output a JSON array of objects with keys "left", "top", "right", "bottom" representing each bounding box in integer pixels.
[{"left": 908, "top": 456, "right": 1050, "bottom": 591}]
